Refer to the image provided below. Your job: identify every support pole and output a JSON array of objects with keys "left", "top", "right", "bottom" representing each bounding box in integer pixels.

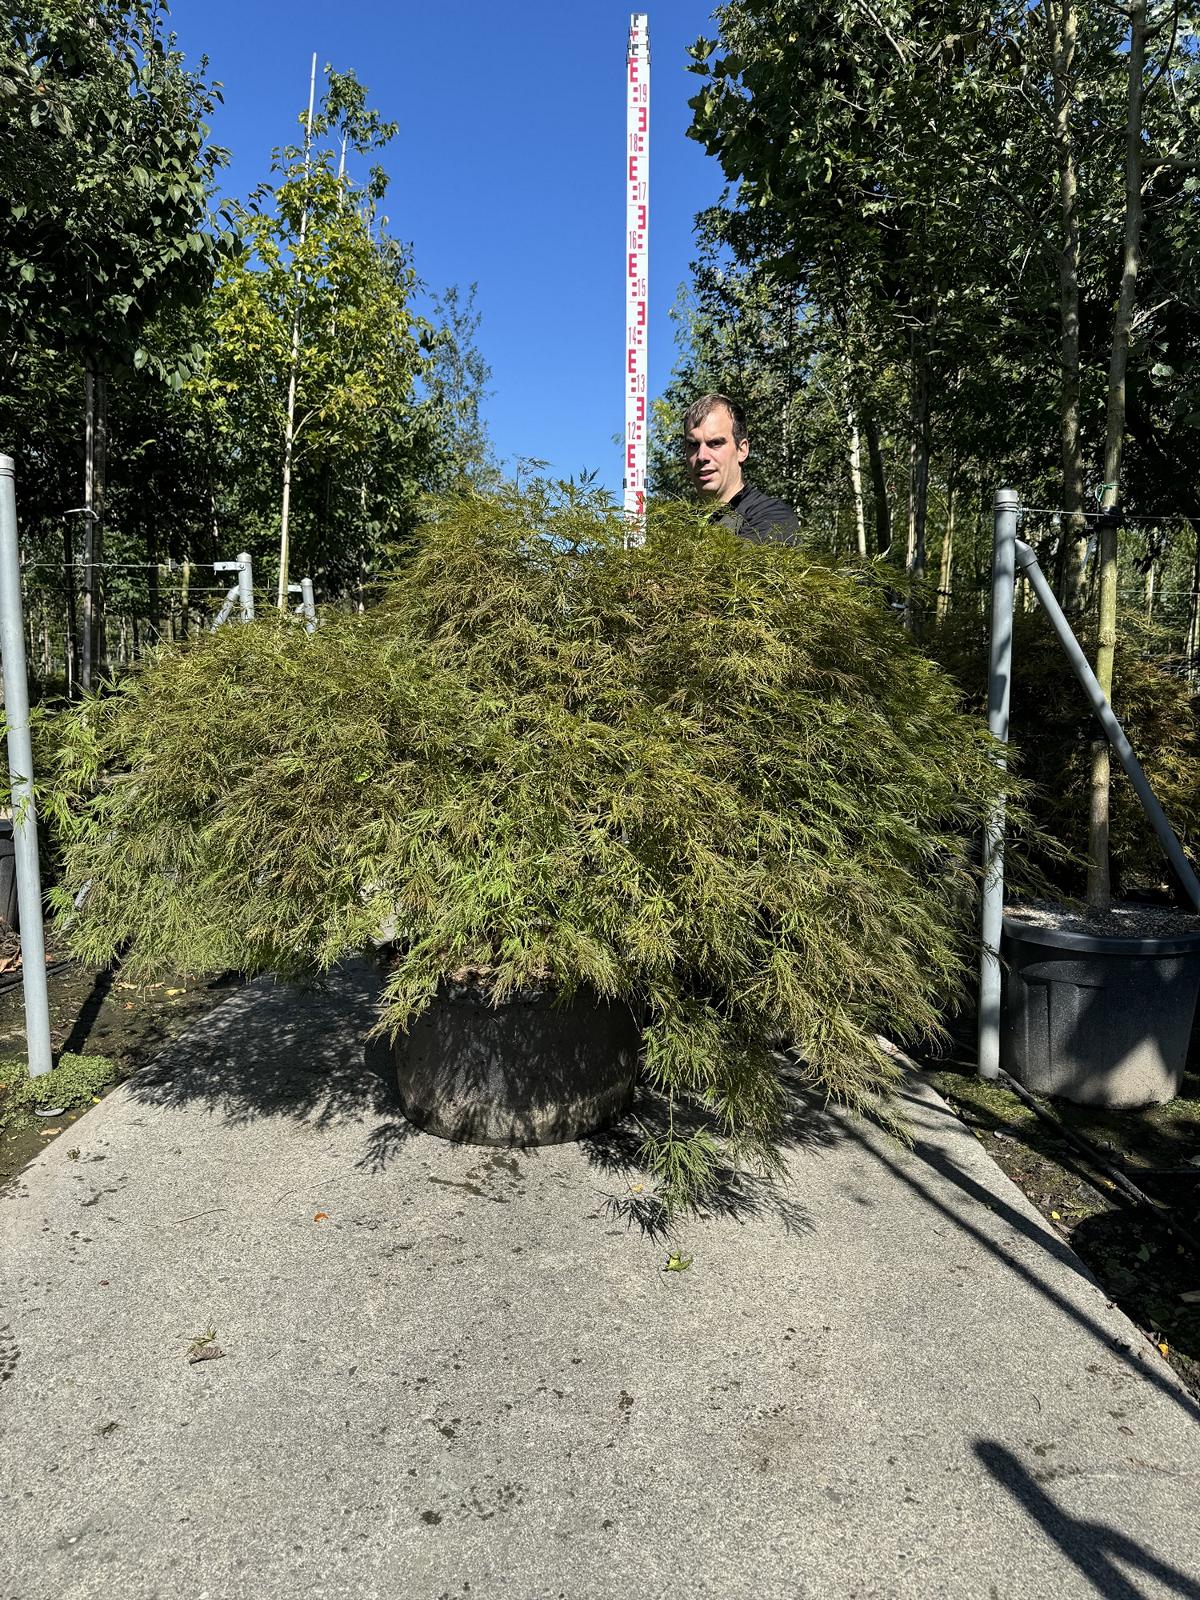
[
  {"left": 213, "top": 552, "right": 255, "bottom": 629},
  {"left": 978, "top": 487, "right": 1018, "bottom": 1080},
  {"left": 299, "top": 577, "right": 316, "bottom": 632},
  {"left": 0, "top": 456, "right": 53, "bottom": 1078},
  {"left": 237, "top": 552, "right": 254, "bottom": 623},
  {"left": 1015, "top": 538, "right": 1200, "bottom": 912}
]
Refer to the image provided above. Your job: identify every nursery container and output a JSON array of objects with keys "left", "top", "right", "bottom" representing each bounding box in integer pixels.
[
  {"left": 395, "top": 976, "right": 639, "bottom": 1146},
  {"left": 1001, "top": 911, "right": 1200, "bottom": 1108}
]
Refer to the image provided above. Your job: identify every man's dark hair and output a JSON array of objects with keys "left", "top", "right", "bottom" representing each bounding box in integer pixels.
[{"left": 682, "top": 393, "right": 748, "bottom": 447}]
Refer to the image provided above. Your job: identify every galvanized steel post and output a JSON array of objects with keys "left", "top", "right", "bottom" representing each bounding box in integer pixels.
[
  {"left": 0, "top": 455, "right": 53, "bottom": 1077},
  {"left": 978, "top": 488, "right": 1018, "bottom": 1080},
  {"left": 237, "top": 552, "right": 254, "bottom": 623},
  {"left": 299, "top": 577, "right": 316, "bottom": 633}
]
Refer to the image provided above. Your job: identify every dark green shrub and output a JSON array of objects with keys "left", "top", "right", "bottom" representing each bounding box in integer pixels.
[{"left": 49, "top": 487, "right": 1009, "bottom": 1209}]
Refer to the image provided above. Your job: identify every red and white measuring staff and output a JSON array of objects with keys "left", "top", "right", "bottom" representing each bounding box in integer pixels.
[{"left": 625, "top": 13, "right": 649, "bottom": 539}]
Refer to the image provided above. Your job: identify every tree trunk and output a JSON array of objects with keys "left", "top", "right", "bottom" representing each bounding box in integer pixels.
[
  {"left": 1087, "top": 0, "right": 1146, "bottom": 912},
  {"left": 905, "top": 348, "right": 930, "bottom": 581},
  {"left": 62, "top": 522, "right": 77, "bottom": 698},
  {"left": 1188, "top": 530, "right": 1200, "bottom": 686},
  {"left": 847, "top": 407, "right": 868, "bottom": 559},
  {"left": 80, "top": 358, "right": 96, "bottom": 692},
  {"left": 904, "top": 345, "right": 931, "bottom": 636},
  {"left": 148, "top": 560, "right": 161, "bottom": 642},
  {"left": 94, "top": 371, "right": 107, "bottom": 678},
  {"left": 278, "top": 418, "right": 298, "bottom": 608},
  {"left": 277, "top": 53, "right": 318, "bottom": 609},
  {"left": 937, "top": 473, "right": 956, "bottom": 622},
  {"left": 1048, "top": 0, "right": 1088, "bottom": 610},
  {"left": 863, "top": 410, "right": 891, "bottom": 556}
]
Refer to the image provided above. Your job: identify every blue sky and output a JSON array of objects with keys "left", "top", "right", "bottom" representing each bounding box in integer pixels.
[{"left": 169, "top": 1, "right": 728, "bottom": 495}]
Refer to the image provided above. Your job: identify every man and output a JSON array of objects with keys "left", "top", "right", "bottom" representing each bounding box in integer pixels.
[{"left": 683, "top": 393, "right": 801, "bottom": 545}]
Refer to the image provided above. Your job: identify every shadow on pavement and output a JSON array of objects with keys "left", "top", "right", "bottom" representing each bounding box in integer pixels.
[
  {"left": 124, "top": 965, "right": 827, "bottom": 1235},
  {"left": 124, "top": 966, "right": 1197, "bottom": 1369},
  {"left": 582, "top": 1057, "right": 833, "bottom": 1239},
  {"left": 128, "top": 966, "right": 393, "bottom": 1131},
  {"left": 852, "top": 1085, "right": 1200, "bottom": 1431},
  {"left": 975, "top": 1440, "right": 1200, "bottom": 1600}
]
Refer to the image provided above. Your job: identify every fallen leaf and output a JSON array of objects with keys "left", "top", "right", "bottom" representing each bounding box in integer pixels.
[
  {"left": 313, "top": 1211, "right": 329, "bottom": 1222},
  {"left": 1051, "top": 1211, "right": 1061, "bottom": 1220},
  {"left": 663, "top": 1251, "right": 694, "bottom": 1273},
  {"left": 188, "top": 1343, "right": 224, "bottom": 1364},
  {"left": 186, "top": 1327, "right": 223, "bottom": 1362},
  {"left": 1158, "top": 1342, "right": 1170, "bottom": 1357},
  {"left": 1180, "top": 1290, "right": 1200, "bottom": 1304},
  {"left": 164, "top": 987, "right": 185, "bottom": 996}
]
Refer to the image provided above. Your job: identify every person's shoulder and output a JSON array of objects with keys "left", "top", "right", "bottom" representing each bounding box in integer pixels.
[{"left": 735, "top": 483, "right": 801, "bottom": 543}]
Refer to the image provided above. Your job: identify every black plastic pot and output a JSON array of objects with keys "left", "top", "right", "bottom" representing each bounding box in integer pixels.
[
  {"left": 394, "top": 976, "right": 639, "bottom": 1146},
  {"left": 1001, "top": 912, "right": 1200, "bottom": 1107}
]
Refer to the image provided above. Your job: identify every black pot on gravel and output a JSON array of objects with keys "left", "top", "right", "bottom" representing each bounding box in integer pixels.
[
  {"left": 1001, "top": 908, "right": 1200, "bottom": 1108},
  {"left": 394, "top": 976, "right": 640, "bottom": 1146}
]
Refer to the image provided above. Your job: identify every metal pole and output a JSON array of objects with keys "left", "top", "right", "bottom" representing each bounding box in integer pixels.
[
  {"left": 978, "top": 487, "right": 1018, "bottom": 1080},
  {"left": 299, "top": 577, "right": 316, "bottom": 632},
  {"left": 210, "top": 589, "right": 238, "bottom": 632},
  {"left": 237, "top": 552, "right": 254, "bottom": 623},
  {"left": 0, "top": 456, "right": 53, "bottom": 1078},
  {"left": 1016, "top": 538, "right": 1200, "bottom": 912}
]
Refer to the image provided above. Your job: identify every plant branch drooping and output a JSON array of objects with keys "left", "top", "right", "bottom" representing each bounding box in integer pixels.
[{"left": 48, "top": 487, "right": 1011, "bottom": 1212}]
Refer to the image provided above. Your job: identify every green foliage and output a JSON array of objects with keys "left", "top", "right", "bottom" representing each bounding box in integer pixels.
[
  {"left": 421, "top": 283, "right": 502, "bottom": 493},
  {"left": 680, "top": 0, "right": 1200, "bottom": 611},
  {"left": 49, "top": 487, "right": 1010, "bottom": 1210},
  {"left": 192, "top": 64, "right": 438, "bottom": 593},
  {"left": 928, "top": 605, "right": 1200, "bottom": 894},
  {"left": 0, "top": 1051, "right": 118, "bottom": 1134},
  {"left": 0, "top": 0, "right": 234, "bottom": 370}
]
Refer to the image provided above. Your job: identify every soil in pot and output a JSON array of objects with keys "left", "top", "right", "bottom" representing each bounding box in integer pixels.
[{"left": 393, "top": 974, "right": 640, "bottom": 1147}]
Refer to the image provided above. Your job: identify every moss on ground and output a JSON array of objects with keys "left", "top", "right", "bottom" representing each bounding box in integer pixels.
[{"left": 0, "top": 1050, "right": 119, "bottom": 1136}]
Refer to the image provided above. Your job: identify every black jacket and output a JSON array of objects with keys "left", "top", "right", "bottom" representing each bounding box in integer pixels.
[{"left": 713, "top": 482, "right": 801, "bottom": 546}]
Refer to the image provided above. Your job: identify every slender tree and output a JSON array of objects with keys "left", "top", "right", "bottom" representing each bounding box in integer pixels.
[{"left": 0, "top": 0, "right": 233, "bottom": 687}]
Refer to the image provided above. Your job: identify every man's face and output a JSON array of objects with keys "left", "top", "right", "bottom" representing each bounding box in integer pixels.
[{"left": 684, "top": 405, "right": 750, "bottom": 503}]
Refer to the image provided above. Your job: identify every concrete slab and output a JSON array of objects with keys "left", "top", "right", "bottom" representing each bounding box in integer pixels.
[{"left": 1, "top": 962, "right": 1198, "bottom": 1600}]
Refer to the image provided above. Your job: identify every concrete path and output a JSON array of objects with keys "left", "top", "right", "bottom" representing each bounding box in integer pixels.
[{"left": 2, "top": 963, "right": 1198, "bottom": 1600}]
